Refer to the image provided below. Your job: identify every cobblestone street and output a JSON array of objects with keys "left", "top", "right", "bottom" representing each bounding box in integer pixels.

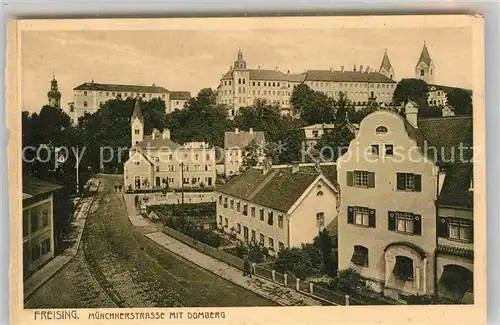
[{"left": 25, "top": 175, "right": 276, "bottom": 308}]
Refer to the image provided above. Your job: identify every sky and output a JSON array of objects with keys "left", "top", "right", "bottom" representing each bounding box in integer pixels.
[{"left": 21, "top": 27, "right": 472, "bottom": 113}]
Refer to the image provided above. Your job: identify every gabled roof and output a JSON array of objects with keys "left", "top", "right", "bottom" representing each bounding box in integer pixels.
[
  {"left": 304, "top": 70, "right": 396, "bottom": 83},
  {"left": 23, "top": 176, "right": 63, "bottom": 198},
  {"left": 74, "top": 82, "right": 169, "bottom": 93},
  {"left": 428, "top": 84, "right": 472, "bottom": 95},
  {"left": 379, "top": 49, "right": 393, "bottom": 72},
  {"left": 302, "top": 123, "right": 336, "bottom": 130},
  {"left": 170, "top": 91, "right": 191, "bottom": 100},
  {"left": 216, "top": 165, "right": 338, "bottom": 213},
  {"left": 221, "top": 69, "right": 305, "bottom": 82},
  {"left": 416, "top": 43, "right": 432, "bottom": 67},
  {"left": 418, "top": 116, "right": 473, "bottom": 164},
  {"left": 224, "top": 130, "right": 265, "bottom": 149},
  {"left": 136, "top": 133, "right": 182, "bottom": 151},
  {"left": 437, "top": 164, "right": 473, "bottom": 209}
]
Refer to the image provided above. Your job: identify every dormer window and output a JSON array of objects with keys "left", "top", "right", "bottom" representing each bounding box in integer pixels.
[{"left": 375, "top": 126, "right": 388, "bottom": 134}]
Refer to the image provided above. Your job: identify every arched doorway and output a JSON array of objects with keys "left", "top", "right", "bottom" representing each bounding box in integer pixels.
[
  {"left": 135, "top": 176, "right": 141, "bottom": 189},
  {"left": 155, "top": 177, "right": 161, "bottom": 187},
  {"left": 438, "top": 264, "right": 473, "bottom": 300}
]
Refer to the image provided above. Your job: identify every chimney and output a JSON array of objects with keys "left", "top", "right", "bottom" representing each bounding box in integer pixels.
[
  {"left": 329, "top": 67, "right": 332, "bottom": 72},
  {"left": 287, "top": 70, "right": 290, "bottom": 74},
  {"left": 249, "top": 128, "right": 253, "bottom": 134},
  {"left": 292, "top": 161, "right": 300, "bottom": 174},
  {"left": 258, "top": 65, "right": 261, "bottom": 71},
  {"left": 341, "top": 65, "right": 344, "bottom": 72},
  {"left": 275, "top": 66, "right": 278, "bottom": 70},
  {"left": 152, "top": 83, "right": 155, "bottom": 87},
  {"left": 163, "top": 128, "right": 171, "bottom": 139},
  {"left": 359, "top": 65, "right": 363, "bottom": 72},
  {"left": 235, "top": 128, "right": 239, "bottom": 134},
  {"left": 152, "top": 128, "right": 158, "bottom": 140},
  {"left": 262, "top": 157, "right": 272, "bottom": 175},
  {"left": 405, "top": 101, "right": 419, "bottom": 128},
  {"left": 353, "top": 64, "right": 357, "bottom": 72}
]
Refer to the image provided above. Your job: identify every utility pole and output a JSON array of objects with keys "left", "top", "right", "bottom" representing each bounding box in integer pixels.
[
  {"left": 75, "top": 145, "right": 80, "bottom": 195},
  {"left": 181, "top": 162, "right": 185, "bottom": 204}
]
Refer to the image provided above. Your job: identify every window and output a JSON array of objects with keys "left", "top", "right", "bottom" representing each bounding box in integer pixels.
[
  {"left": 259, "top": 233, "right": 265, "bottom": 245},
  {"left": 30, "top": 213, "right": 38, "bottom": 233},
  {"left": 260, "top": 208, "right": 264, "bottom": 221},
  {"left": 42, "top": 210, "right": 49, "bottom": 227},
  {"left": 268, "top": 237, "right": 274, "bottom": 250},
  {"left": 388, "top": 211, "right": 421, "bottom": 235},
  {"left": 219, "top": 215, "right": 223, "bottom": 225},
  {"left": 224, "top": 197, "right": 228, "bottom": 208},
  {"left": 371, "top": 144, "right": 379, "bottom": 156},
  {"left": 394, "top": 256, "right": 414, "bottom": 281},
  {"left": 134, "top": 129, "right": 140, "bottom": 135},
  {"left": 396, "top": 173, "right": 421, "bottom": 192},
  {"left": 83, "top": 101, "right": 88, "bottom": 107},
  {"left": 230, "top": 199, "right": 234, "bottom": 210},
  {"left": 351, "top": 245, "right": 369, "bottom": 267},
  {"left": 237, "top": 223, "right": 241, "bottom": 234},
  {"left": 420, "top": 69, "right": 425, "bottom": 76},
  {"left": 279, "top": 242, "right": 285, "bottom": 251},
  {"left": 224, "top": 218, "right": 228, "bottom": 228},
  {"left": 353, "top": 171, "right": 370, "bottom": 187},
  {"left": 268, "top": 211, "right": 274, "bottom": 226},
  {"left": 41, "top": 238, "right": 51, "bottom": 255},
  {"left": 251, "top": 206, "right": 256, "bottom": 217},
  {"left": 278, "top": 215, "right": 284, "bottom": 228},
  {"left": 347, "top": 206, "right": 376, "bottom": 228},
  {"left": 312, "top": 130, "right": 319, "bottom": 138},
  {"left": 156, "top": 166, "right": 160, "bottom": 172},
  {"left": 237, "top": 202, "right": 241, "bottom": 213},
  {"left": 243, "top": 204, "right": 248, "bottom": 216},
  {"left": 83, "top": 91, "right": 88, "bottom": 96},
  {"left": 449, "top": 218, "right": 472, "bottom": 241},
  {"left": 251, "top": 230, "right": 256, "bottom": 243},
  {"left": 219, "top": 195, "right": 223, "bottom": 205},
  {"left": 385, "top": 144, "right": 394, "bottom": 155}
]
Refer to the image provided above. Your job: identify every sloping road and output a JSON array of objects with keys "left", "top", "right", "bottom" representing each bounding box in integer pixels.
[{"left": 26, "top": 175, "right": 276, "bottom": 308}]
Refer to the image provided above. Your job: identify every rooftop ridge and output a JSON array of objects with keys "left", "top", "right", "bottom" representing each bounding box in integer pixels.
[{"left": 247, "top": 170, "right": 278, "bottom": 201}]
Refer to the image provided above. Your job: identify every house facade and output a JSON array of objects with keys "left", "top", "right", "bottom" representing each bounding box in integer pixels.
[
  {"left": 337, "top": 102, "right": 473, "bottom": 301},
  {"left": 68, "top": 81, "right": 190, "bottom": 123},
  {"left": 302, "top": 123, "right": 336, "bottom": 150},
  {"left": 22, "top": 177, "right": 62, "bottom": 279},
  {"left": 215, "top": 162, "right": 340, "bottom": 253},
  {"left": 224, "top": 128, "right": 265, "bottom": 177},
  {"left": 216, "top": 49, "right": 396, "bottom": 117},
  {"left": 124, "top": 100, "right": 216, "bottom": 190}
]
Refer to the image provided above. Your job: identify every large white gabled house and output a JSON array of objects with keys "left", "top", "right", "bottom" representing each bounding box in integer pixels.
[
  {"left": 215, "top": 161, "right": 340, "bottom": 253},
  {"left": 337, "top": 100, "right": 473, "bottom": 302},
  {"left": 124, "top": 100, "right": 216, "bottom": 190}
]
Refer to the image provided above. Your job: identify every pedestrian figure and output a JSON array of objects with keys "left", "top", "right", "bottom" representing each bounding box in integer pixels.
[
  {"left": 114, "top": 185, "right": 118, "bottom": 192},
  {"left": 118, "top": 185, "right": 122, "bottom": 192},
  {"left": 243, "top": 256, "right": 252, "bottom": 278}
]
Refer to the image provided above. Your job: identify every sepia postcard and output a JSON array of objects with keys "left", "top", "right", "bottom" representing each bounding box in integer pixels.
[{"left": 8, "top": 15, "right": 486, "bottom": 325}]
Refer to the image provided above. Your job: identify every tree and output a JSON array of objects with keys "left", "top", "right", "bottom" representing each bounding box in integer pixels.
[
  {"left": 333, "top": 91, "right": 355, "bottom": 123},
  {"left": 393, "top": 78, "right": 429, "bottom": 106},
  {"left": 446, "top": 88, "right": 472, "bottom": 115},
  {"left": 290, "top": 84, "right": 335, "bottom": 125},
  {"left": 314, "top": 120, "right": 354, "bottom": 161},
  {"left": 274, "top": 247, "right": 318, "bottom": 279},
  {"left": 329, "top": 268, "right": 367, "bottom": 297},
  {"left": 313, "top": 229, "right": 338, "bottom": 276},
  {"left": 240, "top": 140, "right": 261, "bottom": 172}
]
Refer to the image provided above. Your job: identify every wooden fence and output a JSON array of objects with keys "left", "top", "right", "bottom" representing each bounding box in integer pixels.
[{"left": 162, "top": 224, "right": 369, "bottom": 306}]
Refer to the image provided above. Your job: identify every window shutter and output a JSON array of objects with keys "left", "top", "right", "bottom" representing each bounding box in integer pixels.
[
  {"left": 396, "top": 173, "right": 406, "bottom": 190},
  {"left": 388, "top": 211, "right": 396, "bottom": 231},
  {"left": 368, "top": 209, "right": 376, "bottom": 228},
  {"left": 413, "top": 214, "right": 422, "bottom": 235},
  {"left": 368, "top": 172, "right": 376, "bottom": 188},
  {"left": 346, "top": 171, "right": 353, "bottom": 186},
  {"left": 347, "top": 206, "right": 354, "bottom": 224},
  {"left": 437, "top": 217, "right": 448, "bottom": 238},
  {"left": 414, "top": 174, "right": 422, "bottom": 192}
]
